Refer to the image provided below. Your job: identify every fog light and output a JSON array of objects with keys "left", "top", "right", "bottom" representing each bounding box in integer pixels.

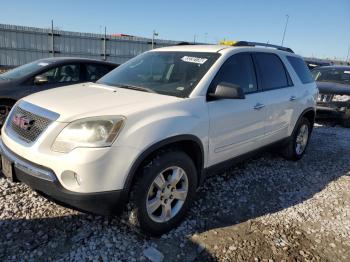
[{"left": 61, "top": 170, "right": 82, "bottom": 187}]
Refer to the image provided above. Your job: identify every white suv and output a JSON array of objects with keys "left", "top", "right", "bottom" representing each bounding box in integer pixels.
[{"left": 0, "top": 42, "right": 317, "bottom": 235}]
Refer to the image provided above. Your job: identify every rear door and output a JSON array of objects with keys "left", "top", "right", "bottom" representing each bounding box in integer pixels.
[
  {"left": 207, "top": 53, "right": 266, "bottom": 166},
  {"left": 253, "top": 52, "right": 296, "bottom": 144}
]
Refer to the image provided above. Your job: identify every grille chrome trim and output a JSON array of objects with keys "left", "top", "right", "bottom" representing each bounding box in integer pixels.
[{"left": 4, "top": 101, "right": 60, "bottom": 145}]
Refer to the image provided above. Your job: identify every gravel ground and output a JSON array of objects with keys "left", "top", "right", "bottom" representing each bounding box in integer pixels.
[{"left": 1, "top": 124, "right": 349, "bottom": 262}]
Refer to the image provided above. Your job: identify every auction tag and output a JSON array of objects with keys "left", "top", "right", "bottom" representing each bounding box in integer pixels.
[{"left": 181, "top": 56, "right": 208, "bottom": 64}]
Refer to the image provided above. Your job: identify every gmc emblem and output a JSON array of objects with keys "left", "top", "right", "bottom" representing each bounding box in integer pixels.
[{"left": 12, "top": 114, "right": 34, "bottom": 130}]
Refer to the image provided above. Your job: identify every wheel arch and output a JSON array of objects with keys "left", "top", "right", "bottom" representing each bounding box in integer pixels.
[
  {"left": 124, "top": 135, "right": 205, "bottom": 194},
  {"left": 0, "top": 97, "right": 17, "bottom": 105},
  {"left": 294, "top": 107, "right": 316, "bottom": 134}
]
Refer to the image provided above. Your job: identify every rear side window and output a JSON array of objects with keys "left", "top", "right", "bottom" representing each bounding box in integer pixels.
[
  {"left": 287, "top": 56, "right": 314, "bottom": 84},
  {"left": 86, "top": 64, "right": 113, "bottom": 81},
  {"left": 254, "top": 53, "right": 289, "bottom": 90},
  {"left": 212, "top": 53, "right": 258, "bottom": 94}
]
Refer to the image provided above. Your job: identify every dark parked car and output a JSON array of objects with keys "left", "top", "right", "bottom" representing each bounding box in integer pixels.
[
  {"left": 304, "top": 59, "right": 331, "bottom": 70},
  {"left": 312, "top": 66, "right": 350, "bottom": 127},
  {"left": 0, "top": 57, "right": 118, "bottom": 125}
]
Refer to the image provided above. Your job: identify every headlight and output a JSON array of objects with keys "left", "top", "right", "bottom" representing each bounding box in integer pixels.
[
  {"left": 332, "top": 95, "right": 350, "bottom": 102},
  {"left": 52, "top": 116, "right": 125, "bottom": 153}
]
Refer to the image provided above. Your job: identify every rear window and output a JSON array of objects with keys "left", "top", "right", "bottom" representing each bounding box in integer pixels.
[
  {"left": 254, "top": 53, "right": 289, "bottom": 90},
  {"left": 287, "top": 56, "right": 314, "bottom": 84}
]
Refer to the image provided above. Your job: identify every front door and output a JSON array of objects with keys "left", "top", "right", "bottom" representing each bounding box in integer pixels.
[{"left": 207, "top": 53, "right": 266, "bottom": 166}]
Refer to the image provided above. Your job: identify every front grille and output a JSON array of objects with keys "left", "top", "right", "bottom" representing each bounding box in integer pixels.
[
  {"left": 6, "top": 106, "right": 52, "bottom": 143},
  {"left": 318, "top": 94, "right": 334, "bottom": 102}
]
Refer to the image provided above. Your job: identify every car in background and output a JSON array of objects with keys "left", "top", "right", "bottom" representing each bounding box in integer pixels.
[
  {"left": 0, "top": 57, "right": 118, "bottom": 125},
  {"left": 312, "top": 66, "right": 350, "bottom": 127},
  {"left": 304, "top": 59, "right": 331, "bottom": 70}
]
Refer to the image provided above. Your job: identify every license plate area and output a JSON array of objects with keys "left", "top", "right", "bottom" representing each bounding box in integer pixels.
[{"left": 1, "top": 155, "right": 14, "bottom": 181}]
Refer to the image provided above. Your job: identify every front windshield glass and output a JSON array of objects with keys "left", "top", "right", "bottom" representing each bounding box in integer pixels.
[
  {"left": 312, "top": 68, "right": 350, "bottom": 85},
  {"left": 98, "top": 51, "right": 220, "bottom": 97},
  {"left": 0, "top": 60, "right": 51, "bottom": 80}
]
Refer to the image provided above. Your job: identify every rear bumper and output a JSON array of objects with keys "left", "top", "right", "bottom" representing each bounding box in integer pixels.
[{"left": 0, "top": 139, "right": 127, "bottom": 215}]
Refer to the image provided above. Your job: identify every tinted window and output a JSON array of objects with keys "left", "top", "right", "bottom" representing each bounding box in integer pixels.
[
  {"left": 212, "top": 53, "right": 257, "bottom": 94},
  {"left": 312, "top": 67, "right": 350, "bottom": 85},
  {"left": 86, "top": 64, "right": 113, "bottom": 81},
  {"left": 287, "top": 56, "right": 314, "bottom": 84},
  {"left": 255, "top": 53, "right": 289, "bottom": 90},
  {"left": 40, "top": 64, "right": 80, "bottom": 84},
  {"left": 0, "top": 60, "right": 52, "bottom": 80}
]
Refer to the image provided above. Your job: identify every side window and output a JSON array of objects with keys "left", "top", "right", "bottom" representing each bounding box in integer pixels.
[
  {"left": 40, "top": 64, "right": 80, "bottom": 84},
  {"left": 86, "top": 64, "right": 113, "bottom": 81},
  {"left": 213, "top": 53, "right": 257, "bottom": 94},
  {"left": 287, "top": 56, "right": 314, "bottom": 84},
  {"left": 254, "top": 53, "right": 289, "bottom": 90}
]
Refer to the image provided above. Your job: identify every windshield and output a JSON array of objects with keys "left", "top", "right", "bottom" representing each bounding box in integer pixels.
[
  {"left": 98, "top": 51, "right": 220, "bottom": 97},
  {"left": 0, "top": 60, "right": 51, "bottom": 80},
  {"left": 312, "top": 68, "right": 350, "bottom": 85}
]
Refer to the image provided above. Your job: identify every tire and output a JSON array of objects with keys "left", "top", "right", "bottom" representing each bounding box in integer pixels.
[
  {"left": 128, "top": 150, "right": 197, "bottom": 236},
  {"left": 281, "top": 117, "right": 311, "bottom": 161},
  {"left": 0, "top": 100, "right": 15, "bottom": 127},
  {"left": 342, "top": 108, "right": 350, "bottom": 128}
]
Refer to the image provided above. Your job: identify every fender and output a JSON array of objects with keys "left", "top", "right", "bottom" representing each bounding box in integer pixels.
[
  {"left": 293, "top": 107, "right": 316, "bottom": 134},
  {"left": 124, "top": 134, "right": 205, "bottom": 192}
]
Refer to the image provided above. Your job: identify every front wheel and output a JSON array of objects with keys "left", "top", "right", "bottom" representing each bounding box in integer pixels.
[
  {"left": 0, "top": 101, "right": 14, "bottom": 127},
  {"left": 128, "top": 150, "right": 197, "bottom": 236},
  {"left": 281, "top": 117, "right": 311, "bottom": 161},
  {"left": 342, "top": 108, "right": 350, "bottom": 128}
]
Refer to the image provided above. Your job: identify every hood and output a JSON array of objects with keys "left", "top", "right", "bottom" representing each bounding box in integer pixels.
[
  {"left": 22, "top": 83, "right": 181, "bottom": 122},
  {"left": 0, "top": 77, "right": 16, "bottom": 88},
  {"left": 316, "top": 81, "right": 350, "bottom": 95}
]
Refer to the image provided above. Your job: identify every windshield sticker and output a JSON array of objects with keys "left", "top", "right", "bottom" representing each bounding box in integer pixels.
[
  {"left": 38, "top": 62, "right": 49, "bottom": 67},
  {"left": 181, "top": 56, "right": 208, "bottom": 64},
  {"left": 344, "top": 71, "right": 350, "bottom": 74}
]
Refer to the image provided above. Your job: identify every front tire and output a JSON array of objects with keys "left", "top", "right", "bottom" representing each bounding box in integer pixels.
[
  {"left": 281, "top": 117, "right": 311, "bottom": 161},
  {"left": 0, "top": 100, "right": 14, "bottom": 127},
  {"left": 342, "top": 108, "right": 350, "bottom": 128},
  {"left": 129, "top": 150, "right": 197, "bottom": 236}
]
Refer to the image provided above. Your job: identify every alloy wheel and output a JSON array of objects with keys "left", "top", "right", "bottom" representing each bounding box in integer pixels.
[{"left": 146, "top": 166, "right": 189, "bottom": 223}]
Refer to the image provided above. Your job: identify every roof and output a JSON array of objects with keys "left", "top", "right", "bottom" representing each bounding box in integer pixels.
[
  {"left": 154, "top": 45, "right": 230, "bottom": 53},
  {"left": 36, "top": 57, "right": 118, "bottom": 66},
  {"left": 313, "top": 65, "right": 350, "bottom": 70},
  {"left": 154, "top": 44, "right": 298, "bottom": 56}
]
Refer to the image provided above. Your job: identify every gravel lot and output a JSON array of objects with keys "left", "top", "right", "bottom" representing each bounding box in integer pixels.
[{"left": 1, "top": 124, "right": 349, "bottom": 262}]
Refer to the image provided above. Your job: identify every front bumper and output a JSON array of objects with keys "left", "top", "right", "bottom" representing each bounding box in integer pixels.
[
  {"left": 316, "top": 101, "right": 349, "bottom": 120},
  {"left": 0, "top": 139, "right": 127, "bottom": 215}
]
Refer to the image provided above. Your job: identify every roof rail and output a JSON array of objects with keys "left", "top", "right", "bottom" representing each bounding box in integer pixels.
[{"left": 232, "top": 41, "right": 294, "bottom": 53}]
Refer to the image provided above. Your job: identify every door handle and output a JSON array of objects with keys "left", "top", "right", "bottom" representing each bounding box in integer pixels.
[
  {"left": 290, "top": 95, "right": 297, "bottom": 101},
  {"left": 254, "top": 103, "right": 265, "bottom": 110}
]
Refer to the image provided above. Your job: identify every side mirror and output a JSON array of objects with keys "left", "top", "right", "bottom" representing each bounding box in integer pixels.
[
  {"left": 34, "top": 75, "right": 49, "bottom": 85},
  {"left": 208, "top": 82, "right": 245, "bottom": 100}
]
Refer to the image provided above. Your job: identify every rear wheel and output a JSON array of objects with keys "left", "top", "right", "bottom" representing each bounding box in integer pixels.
[
  {"left": 128, "top": 150, "right": 197, "bottom": 236},
  {"left": 281, "top": 117, "right": 311, "bottom": 161}
]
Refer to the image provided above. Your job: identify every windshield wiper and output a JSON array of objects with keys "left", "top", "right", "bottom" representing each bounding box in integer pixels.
[{"left": 112, "top": 84, "right": 157, "bottom": 94}]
